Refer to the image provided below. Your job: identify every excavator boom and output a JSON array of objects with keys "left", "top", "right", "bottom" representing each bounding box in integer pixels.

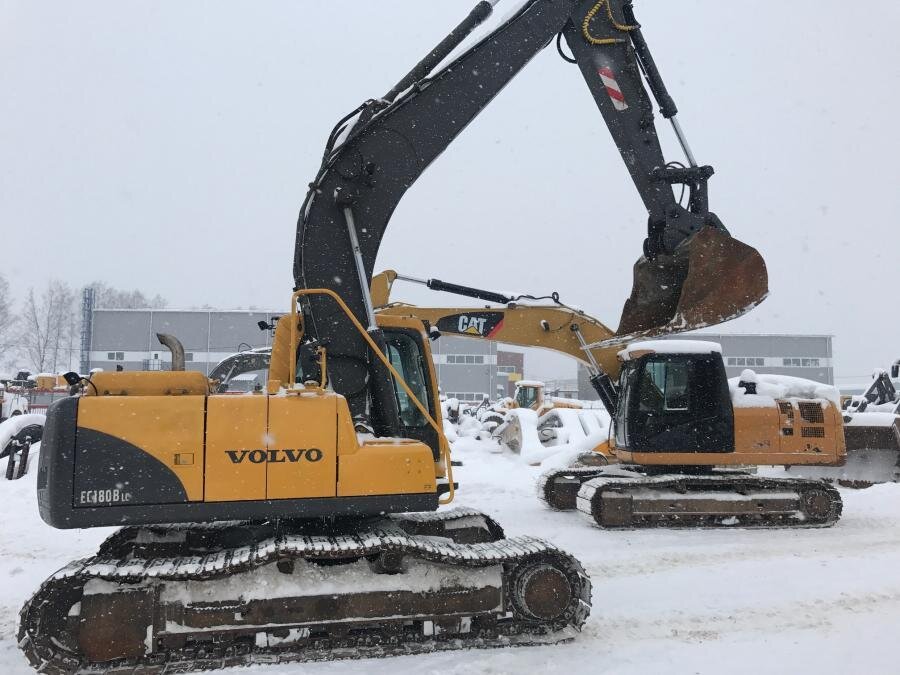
[{"left": 296, "top": 0, "right": 767, "bottom": 433}]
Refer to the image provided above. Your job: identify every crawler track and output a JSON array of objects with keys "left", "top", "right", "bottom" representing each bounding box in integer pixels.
[
  {"left": 575, "top": 473, "right": 842, "bottom": 529},
  {"left": 537, "top": 467, "right": 606, "bottom": 511},
  {"left": 19, "top": 509, "right": 591, "bottom": 674}
]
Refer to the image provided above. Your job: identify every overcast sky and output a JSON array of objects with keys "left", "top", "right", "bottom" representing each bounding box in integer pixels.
[{"left": 2, "top": 1, "right": 899, "bottom": 383}]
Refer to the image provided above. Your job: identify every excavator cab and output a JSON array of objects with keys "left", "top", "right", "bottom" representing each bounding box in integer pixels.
[
  {"left": 514, "top": 381, "right": 542, "bottom": 410},
  {"left": 613, "top": 344, "right": 734, "bottom": 454},
  {"left": 617, "top": 227, "right": 769, "bottom": 340}
]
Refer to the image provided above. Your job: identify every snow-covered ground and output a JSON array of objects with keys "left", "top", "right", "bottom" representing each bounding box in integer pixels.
[{"left": 2, "top": 441, "right": 898, "bottom": 674}]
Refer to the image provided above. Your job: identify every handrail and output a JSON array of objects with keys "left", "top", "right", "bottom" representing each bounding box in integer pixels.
[{"left": 290, "top": 288, "right": 454, "bottom": 504}]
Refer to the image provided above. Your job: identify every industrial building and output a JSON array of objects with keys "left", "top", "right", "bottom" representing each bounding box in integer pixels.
[
  {"left": 82, "top": 290, "right": 831, "bottom": 407},
  {"left": 429, "top": 335, "right": 524, "bottom": 402},
  {"left": 84, "top": 308, "right": 278, "bottom": 375},
  {"left": 81, "top": 298, "right": 525, "bottom": 400}
]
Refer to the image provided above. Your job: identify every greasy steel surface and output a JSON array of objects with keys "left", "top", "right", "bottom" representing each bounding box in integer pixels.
[{"left": 617, "top": 228, "right": 768, "bottom": 339}]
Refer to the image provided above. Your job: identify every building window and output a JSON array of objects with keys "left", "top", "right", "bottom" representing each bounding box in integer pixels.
[
  {"left": 779, "top": 357, "right": 820, "bottom": 368},
  {"left": 446, "top": 392, "right": 487, "bottom": 402},
  {"left": 446, "top": 354, "right": 486, "bottom": 365},
  {"left": 107, "top": 352, "right": 124, "bottom": 361},
  {"left": 184, "top": 352, "right": 194, "bottom": 362},
  {"left": 728, "top": 357, "right": 768, "bottom": 367},
  {"left": 497, "top": 365, "right": 516, "bottom": 374}
]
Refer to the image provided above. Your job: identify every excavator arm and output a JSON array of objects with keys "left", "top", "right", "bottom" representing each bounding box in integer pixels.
[
  {"left": 295, "top": 0, "right": 767, "bottom": 434},
  {"left": 373, "top": 269, "right": 622, "bottom": 411}
]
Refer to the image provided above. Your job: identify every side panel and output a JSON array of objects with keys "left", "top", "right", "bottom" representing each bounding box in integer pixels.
[
  {"left": 335, "top": 402, "right": 436, "bottom": 497},
  {"left": 338, "top": 443, "right": 437, "bottom": 497},
  {"left": 266, "top": 395, "right": 338, "bottom": 500},
  {"left": 75, "top": 396, "right": 205, "bottom": 504},
  {"left": 734, "top": 405, "right": 782, "bottom": 457},
  {"left": 204, "top": 395, "right": 268, "bottom": 502}
]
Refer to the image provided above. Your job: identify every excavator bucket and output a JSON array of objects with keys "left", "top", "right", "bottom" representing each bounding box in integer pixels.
[{"left": 616, "top": 228, "right": 768, "bottom": 339}]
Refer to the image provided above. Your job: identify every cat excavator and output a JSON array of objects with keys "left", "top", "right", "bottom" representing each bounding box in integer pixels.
[
  {"left": 375, "top": 271, "right": 845, "bottom": 529},
  {"left": 22, "top": 0, "right": 768, "bottom": 671}
]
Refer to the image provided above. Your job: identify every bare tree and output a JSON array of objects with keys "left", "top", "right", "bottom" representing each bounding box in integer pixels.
[
  {"left": 19, "top": 280, "right": 77, "bottom": 372},
  {"left": 89, "top": 281, "right": 166, "bottom": 309},
  {"left": 0, "top": 273, "right": 14, "bottom": 355}
]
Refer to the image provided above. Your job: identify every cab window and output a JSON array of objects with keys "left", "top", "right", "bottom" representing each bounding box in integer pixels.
[
  {"left": 639, "top": 360, "right": 690, "bottom": 413},
  {"left": 386, "top": 333, "right": 430, "bottom": 428},
  {"left": 516, "top": 385, "right": 538, "bottom": 409},
  {"left": 614, "top": 362, "right": 638, "bottom": 448}
]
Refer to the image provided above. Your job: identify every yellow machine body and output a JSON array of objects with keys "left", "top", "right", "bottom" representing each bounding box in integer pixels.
[
  {"left": 38, "top": 309, "right": 447, "bottom": 529},
  {"left": 614, "top": 401, "right": 846, "bottom": 468}
]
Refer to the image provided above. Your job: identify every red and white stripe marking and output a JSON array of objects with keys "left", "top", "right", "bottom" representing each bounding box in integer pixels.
[{"left": 598, "top": 66, "right": 628, "bottom": 111}]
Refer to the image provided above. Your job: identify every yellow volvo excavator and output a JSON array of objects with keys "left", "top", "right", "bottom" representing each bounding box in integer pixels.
[
  {"left": 374, "top": 271, "right": 846, "bottom": 529},
  {"left": 22, "top": 1, "right": 770, "bottom": 671}
]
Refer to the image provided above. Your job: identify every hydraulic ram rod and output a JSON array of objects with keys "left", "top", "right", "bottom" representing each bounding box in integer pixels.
[
  {"left": 382, "top": 1, "right": 501, "bottom": 103},
  {"left": 396, "top": 273, "right": 513, "bottom": 305}
]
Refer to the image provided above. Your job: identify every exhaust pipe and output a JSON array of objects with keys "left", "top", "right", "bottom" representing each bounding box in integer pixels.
[{"left": 156, "top": 333, "right": 185, "bottom": 371}]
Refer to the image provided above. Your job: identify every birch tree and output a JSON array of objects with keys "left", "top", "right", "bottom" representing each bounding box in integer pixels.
[{"left": 19, "top": 280, "right": 77, "bottom": 372}]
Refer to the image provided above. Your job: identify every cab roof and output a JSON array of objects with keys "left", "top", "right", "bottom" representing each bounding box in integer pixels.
[{"left": 618, "top": 340, "right": 722, "bottom": 361}]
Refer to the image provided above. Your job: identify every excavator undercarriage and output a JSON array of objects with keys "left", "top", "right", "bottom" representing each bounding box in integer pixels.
[
  {"left": 538, "top": 467, "right": 842, "bottom": 529},
  {"left": 19, "top": 509, "right": 590, "bottom": 674}
]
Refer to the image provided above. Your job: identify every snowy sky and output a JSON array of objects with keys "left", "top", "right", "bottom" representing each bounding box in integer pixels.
[{"left": 2, "top": 1, "right": 899, "bottom": 383}]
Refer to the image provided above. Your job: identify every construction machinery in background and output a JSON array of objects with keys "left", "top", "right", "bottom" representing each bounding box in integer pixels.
[
  {"left": 375, "top": 269, "right": 616, "bottom": 451},
  {"left": 557, "top": 341, "right": 845, "bottom": 528},
  {"left": 787, "top": 362, "right": 900, "bottom": 487},
  {"left": 376, "top": 273, "right": 845, "bottom": 529},
  {"left": 21, "top": 0, "right": 773, "bottom": 670},
  {"left": 0, "top": 382, "right": 29, "bottom": 422}
]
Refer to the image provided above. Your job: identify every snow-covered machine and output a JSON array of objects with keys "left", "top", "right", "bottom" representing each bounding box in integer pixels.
[
  {"left": 786, "top": 363, "right": 900, "bottom": 487},
  {"left": 375, "top": 275, "right": 845, "bottom": 529},
  {"left": 539, "top": 341, "right": 845, "bottom": 528},
  {"left": 0, "top": 382, "right": 29, "bottom": 421},
  {"left": 492, "top": 380, "right": 586, "bottom": 453},
  {"left": 0, "top": 414, "right": 44, "bottom": 480}
]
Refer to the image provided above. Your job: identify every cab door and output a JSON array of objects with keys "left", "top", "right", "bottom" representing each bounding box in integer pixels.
[
  {"left": 383, "top": 328, "right": 440, "bottom": 459},
  {"left": 626, "top": 355, "right": 734, "bottom": 453}
]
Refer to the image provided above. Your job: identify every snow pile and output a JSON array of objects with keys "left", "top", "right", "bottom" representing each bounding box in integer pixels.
[
  {"left": 845, "top": 412, "right": 898, "bottom": 428},
  {"left": 729, "top": 370, "right": 840, "bottom": 409}
]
